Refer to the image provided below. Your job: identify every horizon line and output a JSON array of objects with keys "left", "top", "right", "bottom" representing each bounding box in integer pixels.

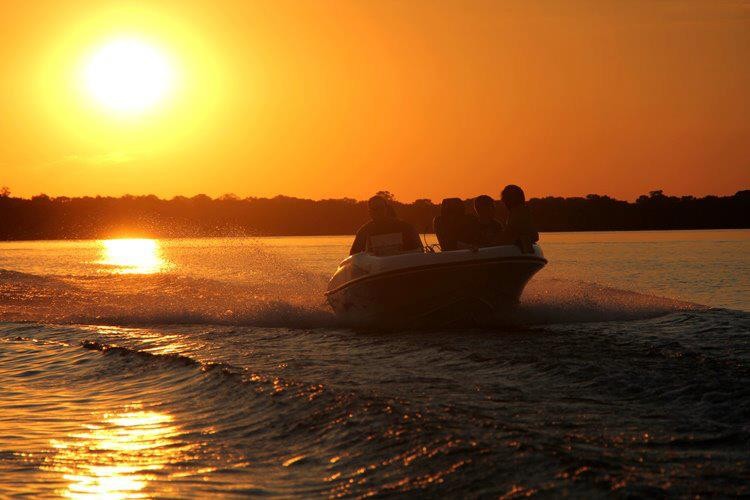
[{"left": 2, "top": 188, "right": 749, "bottom": 204}]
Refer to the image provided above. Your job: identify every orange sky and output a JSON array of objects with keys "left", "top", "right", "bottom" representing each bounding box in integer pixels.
[{"left": 1, "top": 0, "right": 748, "bottom": 202}]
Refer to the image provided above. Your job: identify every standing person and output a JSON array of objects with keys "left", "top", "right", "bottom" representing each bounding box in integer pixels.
[
  {"left": 472, "top": 195, "right": 504, "bottom": 247},
  {"left": 349, "top": 195, "right": 423, "bottom": 255},
  {"left": 499, "top": 185, "right": 539, "bottom": 252}
]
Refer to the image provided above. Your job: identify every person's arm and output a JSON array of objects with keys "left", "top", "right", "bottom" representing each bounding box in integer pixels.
[
  {"left": 349, "top": 225, "right": 369, "bottom": 255},
  {"left": 498, "top": 213, "right": 520, "bottom": 245},
  {"left": 499, "top": 209, "right": 538, "bottom": 251},
  {"left": 403, "top": 223, "right": 424, "bottom": 251}
]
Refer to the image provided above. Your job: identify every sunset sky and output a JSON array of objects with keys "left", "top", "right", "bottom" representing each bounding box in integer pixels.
[{"left": 1, "top": 0, "right": 748, "bottom": 202}]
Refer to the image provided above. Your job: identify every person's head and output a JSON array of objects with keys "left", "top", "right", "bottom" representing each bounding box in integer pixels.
[
  {"left": 440, "top": 198, "right": 465, "bottom": 218},
  {"left": 501, "top": 185, "right": 525, "bottom": 209},
  {"left": 474, "top": 195, "right": 495, "bottom": 220},
  {"left": 368, "top": 195, "right": 390, "bottom": 222}
]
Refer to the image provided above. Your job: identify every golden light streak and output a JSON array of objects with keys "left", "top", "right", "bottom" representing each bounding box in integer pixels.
[
  {"left": 99, "top": 238, "right": 167, "bottom": 274},
  {"left": 44, "top": 410, "right": 193, "bottom": 499}
]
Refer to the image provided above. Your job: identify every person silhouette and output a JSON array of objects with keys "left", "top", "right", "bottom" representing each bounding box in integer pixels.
[
  {"left": 472, "top": 195, "right": 504, "bottom": 247},
  {"left": 433, "top": 198, "right": 477, "bottom": 251},
  {"left": 349, "top": 195, "right": 422, "bottom": 255}
]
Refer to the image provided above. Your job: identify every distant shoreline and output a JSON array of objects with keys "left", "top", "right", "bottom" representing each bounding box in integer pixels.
[
  {"left": 1, "top": 228, "right": 750, "bottom": 244},
  {"left": 0, "top": 190, "right": 747, "bottom": 240}
]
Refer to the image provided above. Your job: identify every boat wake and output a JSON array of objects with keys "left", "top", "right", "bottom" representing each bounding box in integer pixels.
[
  {"left": 0, "top": 268, "right": 702, "bottom": 329},
  {"left": 513, "top": 278, "right": 702, "bottom": 326}
]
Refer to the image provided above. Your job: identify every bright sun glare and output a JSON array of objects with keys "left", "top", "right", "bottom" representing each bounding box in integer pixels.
[
  {"left": 84, "top": 38, "right": 174, "bottom": 114},
  {"left": 100, "top": 238, "right": 166, "bottom": 274}
]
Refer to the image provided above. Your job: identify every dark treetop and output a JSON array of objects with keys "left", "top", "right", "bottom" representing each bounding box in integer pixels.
[{"left": 0, "top": 189, "right": 748, "bottom": 240}]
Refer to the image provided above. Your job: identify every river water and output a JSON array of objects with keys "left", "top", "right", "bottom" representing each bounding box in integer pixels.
[{"left": 1, "top": 230, "right": 748, "bottom": 497}]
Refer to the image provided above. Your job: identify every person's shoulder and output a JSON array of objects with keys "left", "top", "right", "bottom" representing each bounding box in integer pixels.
[
  {"left": 509, "top": 205, "right": 530, "bottom": 218},
  {"left": 356, "top": 220, "right": 375, "bottom": 234},
  {"left": 396, "top": 218, "right": 418, "bottom": 231}
]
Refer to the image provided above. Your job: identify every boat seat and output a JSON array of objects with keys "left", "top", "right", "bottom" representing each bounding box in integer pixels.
[{"left": 368, "top": 232, "right": 405, "bottom": 256}]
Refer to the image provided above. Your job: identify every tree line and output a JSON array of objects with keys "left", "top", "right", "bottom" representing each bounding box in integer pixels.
[{"left": 0, "top": 188, "right": 748, "bottom": 240}]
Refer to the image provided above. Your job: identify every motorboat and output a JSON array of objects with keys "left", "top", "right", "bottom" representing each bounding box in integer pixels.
[{"left": 325, "top": 244, "right": 547, "bottom": 327}]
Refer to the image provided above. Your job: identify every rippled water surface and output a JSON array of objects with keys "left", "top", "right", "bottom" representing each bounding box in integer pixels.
[{"left": 1, "top": 231, "right": 748, "bottom": 497}]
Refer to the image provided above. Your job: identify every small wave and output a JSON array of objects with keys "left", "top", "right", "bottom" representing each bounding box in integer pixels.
[
  {"left": 4, "top": 333, "right": 315, "bottom": 406},
  {"left": 81, "top": 339, "right": 204, "bottom": 367},
  {"left": 67, "top": 302, "right": 339, "bottom": 329},
  {"left": 0, "top": 269, "right": 71, "bottom": 284}
]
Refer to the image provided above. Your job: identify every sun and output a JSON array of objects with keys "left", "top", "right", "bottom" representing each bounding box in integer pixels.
[{"left": 83, "top": 38, "right": 174, "bottom": 114}]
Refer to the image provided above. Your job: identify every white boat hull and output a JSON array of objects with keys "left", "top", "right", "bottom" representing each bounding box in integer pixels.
[{"left": 325, "top": 245, "right": 547, "bottom": 327}]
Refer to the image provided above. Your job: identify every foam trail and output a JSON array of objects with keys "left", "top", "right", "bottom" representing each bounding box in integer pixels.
[
  {"left": 1, "top": 269, "right": 701, "bottom": 328},
  {"left": 512, "top": 278, "right": 703, "bottom": 326}
]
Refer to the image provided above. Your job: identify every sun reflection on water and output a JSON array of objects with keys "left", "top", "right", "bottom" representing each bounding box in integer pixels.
[
  {"left": 99, "top": 239, "right": 167, "bottom": 274},
  {"left": 45, "top": 409, "right": 193, "bottom": 499}
]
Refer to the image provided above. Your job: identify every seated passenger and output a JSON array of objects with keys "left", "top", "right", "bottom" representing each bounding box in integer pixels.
[
  {"left": 350, "top": 195, "right": 423, "bottom": 255},
  {"left": 498, "top": 185, "right": 539, "bottom": 253},
  {"left": 433, "top": 198, "right": 478, "bottom": 251},
  {"left": 472, "top": 195, "right": 504, "bottom": 247}
]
